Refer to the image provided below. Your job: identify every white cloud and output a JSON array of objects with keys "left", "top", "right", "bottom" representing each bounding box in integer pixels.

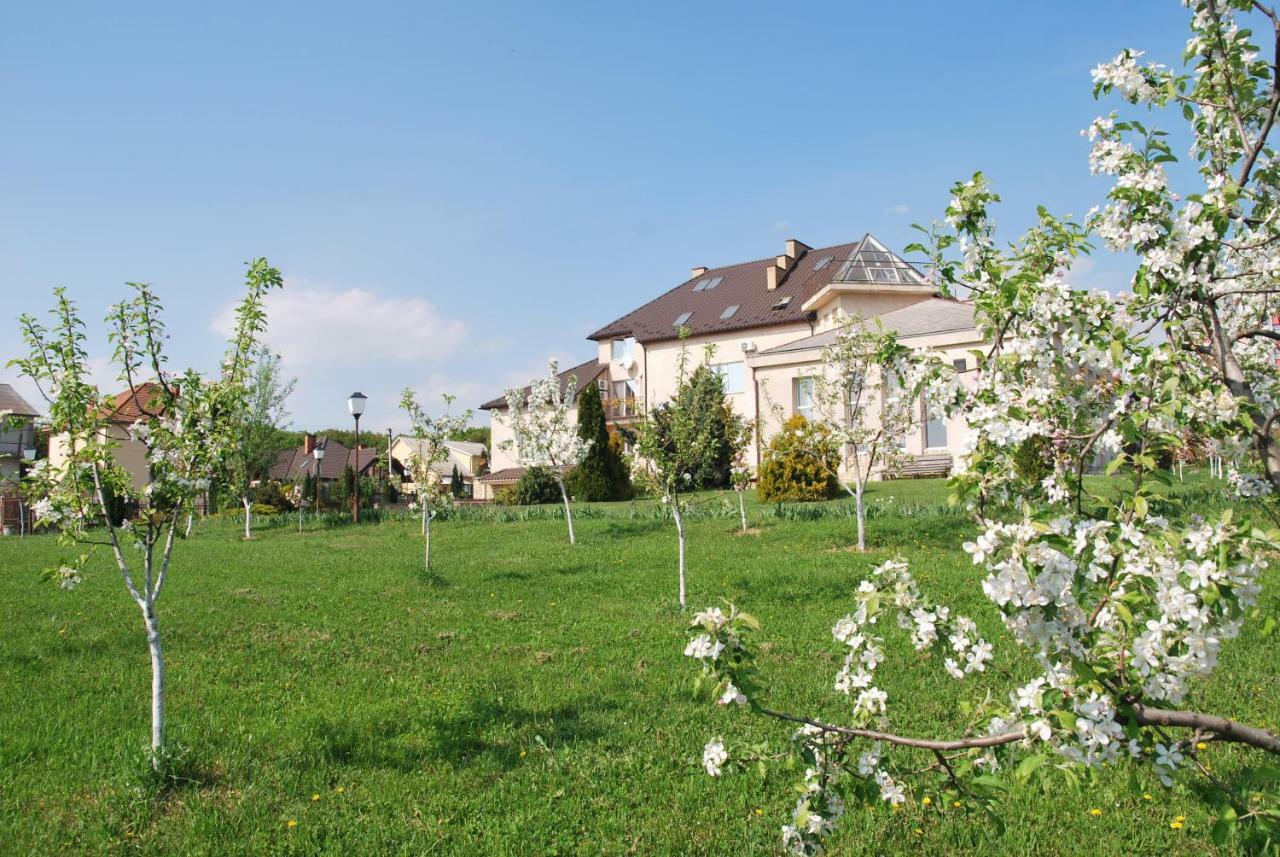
[
  {"left": 886, "top": 204, "right": 911, "bottom": 215},
  {"left": 212, "top": 281, "right": 467, "bottom": 368}
]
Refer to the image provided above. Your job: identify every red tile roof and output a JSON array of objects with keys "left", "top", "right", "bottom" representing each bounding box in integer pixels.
[
  {"left": 101, "top": 381, "right": 174, "bottom": 422},
  {"left": 588, "top": 235, "right": 930, "bottom": 345}
]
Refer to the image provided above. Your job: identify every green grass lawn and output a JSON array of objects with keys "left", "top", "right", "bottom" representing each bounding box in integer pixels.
[{"left": 1, "top": 477, "right": 1275, "bottom": 855}]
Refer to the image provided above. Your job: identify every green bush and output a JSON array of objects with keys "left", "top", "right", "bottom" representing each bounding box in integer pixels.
[
  {"left": 757, "top": 415, "right": 839, "bottom": 502},
  {"left": 503, "top": 466, "right": 563, "bottom": 506},
  {"left": 252, "top": 479, "right": 292, "bottom": 511},
  {"left": 1012, "top": 435, "right": 1053, "bottom": 487}
]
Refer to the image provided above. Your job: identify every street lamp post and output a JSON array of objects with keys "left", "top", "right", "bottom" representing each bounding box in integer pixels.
[
  {"left": 313, "top": 443, "right": 325, "bottom": 520},
  {"left": 347, "top": 392, "right": 367, "bottom": 523},
  {"left": 20, "top": 448, "right": 35, "bottom": 537}
]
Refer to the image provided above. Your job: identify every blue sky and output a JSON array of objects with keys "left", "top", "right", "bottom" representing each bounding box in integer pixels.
[{"left": 1, "top": 1, "right": 1191, "bottom": 432}]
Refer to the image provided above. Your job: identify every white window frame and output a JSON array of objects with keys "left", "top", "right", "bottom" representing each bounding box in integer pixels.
[
  {"left": 794, "top": 377, "right": 816, "bottom": 421},
  {"left": 711, "top": 361, "right": 745, "bottom": 395}
]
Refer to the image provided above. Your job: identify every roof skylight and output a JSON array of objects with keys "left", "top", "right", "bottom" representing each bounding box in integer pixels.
[
  {"left": 691, "top": 278, "right": 710, "bottom": 291},
  {"left": 704, "top": 276, "right": 722, "bottom": 290},
  {"left": 772, "top": 296, "right": 792, "bottom": 310},
  {"left": 673, "top": 311, "right": 692, "bottom": 326},
  {"left": 813, "top": 257, "right": 832, "bottom": 270},
  {"left": 720, "top": 304, "right": 739, "bottom": 320}
]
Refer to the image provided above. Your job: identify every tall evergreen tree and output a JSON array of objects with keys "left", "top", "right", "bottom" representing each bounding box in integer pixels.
[
  {"left": 678, "top": 365, "right": 734, "bottom": 489},
  {"left": 567, "top": 382, "right": 633, "bottom": 501},
  {"left": 449, "top": 463, "right": 463, "bottom": 498}
]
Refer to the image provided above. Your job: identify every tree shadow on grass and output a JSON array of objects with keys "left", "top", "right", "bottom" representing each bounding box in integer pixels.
[
  {"left": 302, "top": 698, "right": 612, "bottom": 774},
  {"left": 601, "top": 519, "right": 667, "bottom": 539},
  {"left": 426, "top": 697, "right": 614, "bottom": 770}
]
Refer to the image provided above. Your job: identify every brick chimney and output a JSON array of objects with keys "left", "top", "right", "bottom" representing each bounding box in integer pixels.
[
  {"left": 767, "top": 239, "right": 811, "bottom": 291},
  {"left": 303, "top": 433, "right": 316, "bottom": 455}
]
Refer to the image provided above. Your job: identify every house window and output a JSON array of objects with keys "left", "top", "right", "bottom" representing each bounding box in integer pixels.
[
  {"left": 611, "top": 337, "right": 635, "bottom": 362},
  {"left": 794, "top": 377, "right": 815, "bottom": 420},
  {"left": 712, "top": 362, "right": 745, "bottom": 395},
  {"left": 611, "top": 379, "right": 638, "bottom": 417},
  {"left": 673, "top": 311, "right": 692, "bottom": 327},
  {"left": 924, "top": 401, "right": 948, "bottom": 449},
  {"left": 952, "top": 357, "right": 966, "bottom": 372}
]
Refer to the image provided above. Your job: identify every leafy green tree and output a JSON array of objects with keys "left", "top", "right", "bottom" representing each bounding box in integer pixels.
[{"left": 567, "top": 382, "right": 632, "bottom": 502}]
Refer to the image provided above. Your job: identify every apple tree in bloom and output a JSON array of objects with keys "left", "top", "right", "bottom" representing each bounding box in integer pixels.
[
  {"left": 398, "top": 390, "right": 472, "bottom": 572},
  {"left": 10, "top": 261, "right": 280, "bottom": 770},
  {"left": 728, "top": 417, "right": 756, "bottom": 533},
  {"left": 501, "top": 361, "right": 590, "bottom": 545},
  {"left": 801, "top": 317, "right": 959, "bottom": 551},
  {"left": 683, "top": 4, "right": 1280, "bottom": 851},
  {"left": 634, "top": 335, "right": 724, "bottom": 607}
]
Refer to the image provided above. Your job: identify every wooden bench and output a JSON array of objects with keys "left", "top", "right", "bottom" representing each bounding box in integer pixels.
[{"left": 882, "top": 453, "right": 953, "bottom": 480}]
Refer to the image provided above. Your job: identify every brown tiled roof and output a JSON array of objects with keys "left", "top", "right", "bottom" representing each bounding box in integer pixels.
[
  {"left": 267, "top": 437, "right": 383, "bottom": 481},
  {"left": 477, "top": 466, "right": 526, "bottom": 484},
  {"left": 0, "top": 384, "right": 40, "bottom": 418},
  {"left": 101, "top": 381, "right": 173, "bottom": 422},
  {"left": 479, "top": 358, "right": 607, "bottom": 411},
  {"left": 588, "top": 235, "right": 930, "bottom": 345}
]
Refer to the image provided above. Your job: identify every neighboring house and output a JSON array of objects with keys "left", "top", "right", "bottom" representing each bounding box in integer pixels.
[
  {"left": 0, "top": 383, "right": 40, "bottom": 483},
  {"left": 389, "top": 437, "right": 487, "bottom": 499},
  {"left": 268, "top": 433, "right": 383, "bottom": 485},
  {"left": 480, "top": 234, "right": 983, "bottom": 485},
  {"left": 47, "top": 381, "right": 171, "bottom": 491},
  {"left": 477, "top": 359, "right": 614, "bottom": 500}
]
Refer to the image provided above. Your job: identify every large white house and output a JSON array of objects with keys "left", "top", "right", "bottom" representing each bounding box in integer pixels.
[{"left": 480, "top": 234, "right": 983, "bottom": 491}]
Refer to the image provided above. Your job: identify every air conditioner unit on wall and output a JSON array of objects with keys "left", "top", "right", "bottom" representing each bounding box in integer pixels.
[{"left": 740, "top": 340, "right": 758, "bottom": 354}]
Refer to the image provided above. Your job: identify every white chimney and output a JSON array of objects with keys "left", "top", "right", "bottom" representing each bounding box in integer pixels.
[
  {"left": 766, "top": 265, "right": 782, "bottom": 291},
  {"left": 691, "top": 266, "right": 709, "bottom": 278}
]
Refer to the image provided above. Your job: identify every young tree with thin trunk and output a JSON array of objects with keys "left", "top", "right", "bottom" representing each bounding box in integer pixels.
[
  {"left": 11, "top": 260, "right": 280, "bottom": 771},
  {"left": 224, "top": 347, "right": 295, "bottom": 540},
  {"left": 398, "top": 391, "right": 470, "bottom": 572},
  {"left": 500, "top": 361, "right": 590, "bottom": 545},
  {"left": 634, "top": 335, "right": 721, "bottom": 607},
  {"left": 796, "top": 317, "right": 956, "bottom": 551},
  {"left": 728, "top": 418, "right": 755, "bottom": 533}
]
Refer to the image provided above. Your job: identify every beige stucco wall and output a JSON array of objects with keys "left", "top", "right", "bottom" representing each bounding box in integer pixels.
[
  {"left": 486, "top": 404, "right": 580, "bottom": 474},
  {"left": 48, "top": 424, "right": 151, "bottom": 490},
  {"left": 749, "top": 327, "right": 982, "bottom": 478},
  {"left": 595, "top": 322, "right": 814, "bottom": 467}
]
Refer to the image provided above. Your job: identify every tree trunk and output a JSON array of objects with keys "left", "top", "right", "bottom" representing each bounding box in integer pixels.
[
  {"left": 143, "top": 602, "right": 166, "bottom": 770},
  {"left": 854, "top": 482, "right": 866, "bottom": 552},
  {"left": 424, "top": 503, "right": 432, "bottom": 572},
  {"left": 737, "top": 489, "right": 747, "bottom": 532},
  {"left": 557, "top": 477, "right": 576, "bottom": 545},
  {"left": 839, "top": 476, "right": 867, "bottom": 553},
  {"left": 241, "top": 496, "right": 252, "bottom": 540},
  {"left": 673, "top": 496, "right": 687, "bottom": 607}
]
